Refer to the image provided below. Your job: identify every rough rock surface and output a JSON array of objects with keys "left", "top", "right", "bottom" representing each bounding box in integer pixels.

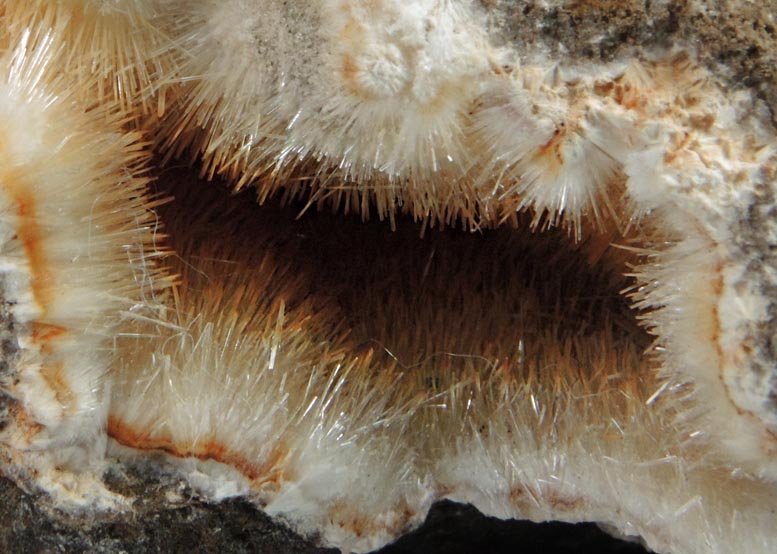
[
  {"left": 0, "top": 471, "right": 651, "bottom": 554},
  {"left": 484, "top": 0, "right": 777, "bottom": 125}
]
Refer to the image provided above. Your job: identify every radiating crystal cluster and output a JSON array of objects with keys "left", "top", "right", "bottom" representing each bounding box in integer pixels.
[{"left": 0, "top": 2, "right": 776, "bottom": 553}]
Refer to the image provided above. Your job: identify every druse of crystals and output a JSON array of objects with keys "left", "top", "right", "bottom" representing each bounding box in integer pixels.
[
  {"left": 0, "top": 21, "right": 172, "bottom": 504},
  {"left": 0, "top": 2, "right": 777, "bottom": 554}
]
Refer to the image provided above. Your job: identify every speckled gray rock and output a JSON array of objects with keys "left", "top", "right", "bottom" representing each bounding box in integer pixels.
[
  {"left": 483, "top": 0, "right": 777, "bottom": 125},
  {"left": 0, "top": 469, "right": 651, "bottom": 554}
]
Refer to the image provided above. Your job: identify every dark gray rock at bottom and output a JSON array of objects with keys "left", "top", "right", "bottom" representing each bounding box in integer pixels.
[
  {"left": 0, "top": 470, "right": 336, "bottom": 554},
  {"left": 0, "top": 460, "right": 652, "bottom": 554}
]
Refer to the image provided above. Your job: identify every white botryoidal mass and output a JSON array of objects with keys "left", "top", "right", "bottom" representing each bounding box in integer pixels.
[
  {"left": 0, "top": 21, "right": 172, "bottom": 500},
  {"left": 0, "top": 2, "right": 777, "bottom": 554}
]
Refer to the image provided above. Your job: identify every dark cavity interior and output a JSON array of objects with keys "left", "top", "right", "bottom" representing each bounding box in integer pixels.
[{"left": 154, "top": 168, "right": 650, "bottom": 388}]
